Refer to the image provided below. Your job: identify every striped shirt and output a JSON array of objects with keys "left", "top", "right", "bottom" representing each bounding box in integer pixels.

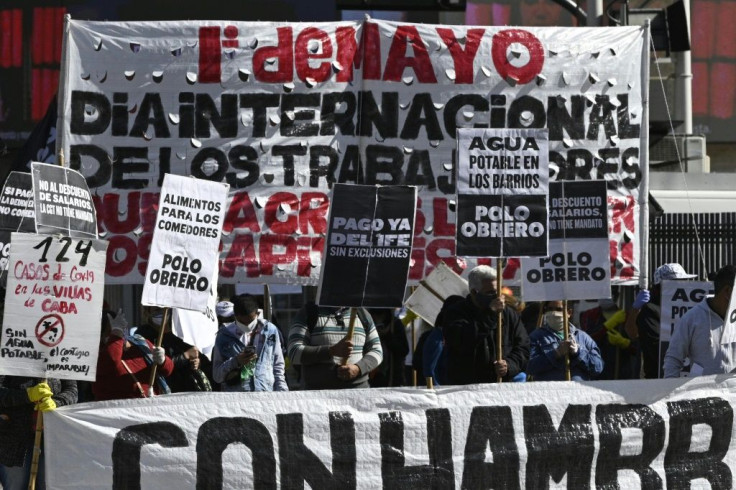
[{"left": 288, "top": 306, "right": 383, "bottom": 389}]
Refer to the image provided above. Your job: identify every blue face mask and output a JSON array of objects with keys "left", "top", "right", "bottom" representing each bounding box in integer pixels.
[{"left": 474, "top": 291, "right": 497, "bottom": 310}]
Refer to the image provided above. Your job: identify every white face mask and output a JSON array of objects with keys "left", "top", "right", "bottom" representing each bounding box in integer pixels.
[
  {"left": 151, "top": 314, "right": 163, "bottom": 327},
  {"left": 545, "top": 311, "right": 565, "bottom": 331},
  {"left": 236, "top": 317, "right": 258, "bottom": 332}
]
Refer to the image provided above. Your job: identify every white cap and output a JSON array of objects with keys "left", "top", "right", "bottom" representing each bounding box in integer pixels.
[
  {"left": 215, "top": 301, "right": 234, "bottom": 318},
  {"left": 653, "top": 263, "right": 697, "bottom": 285}
]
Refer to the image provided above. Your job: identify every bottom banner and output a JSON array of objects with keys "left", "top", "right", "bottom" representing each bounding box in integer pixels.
[{"left": 45, "top": 376, "right": 736, "bottom": 489}]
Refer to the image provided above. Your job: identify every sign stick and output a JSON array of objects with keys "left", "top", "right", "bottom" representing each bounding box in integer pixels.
[
  {"left": 425, "top": 376, "right": 434, "bottom": 389},
  {"left": 148, "top": 307, "right": 170, "bottom": 396},
  {"left": 263, "top": 284, "right": 272, "bottom": 320},
  {"left": 496, "top": 261, "right": 504, "bottom": 383},
  {"left": 341, "top": 308, "right": 357, "bottom": 366},
  {"left": 563, "top": 300, "right": 571, "bottom": 381},
  {"left": 410, "top": 286, "right": 417, "bottom": 387},
  {"left": 28, "top": 377, "right": 47, "bottom": 490}
]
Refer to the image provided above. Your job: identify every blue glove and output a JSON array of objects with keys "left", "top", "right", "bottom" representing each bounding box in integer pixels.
[{"left": 632, "top": 290, "right": 650, "bottom": 309}]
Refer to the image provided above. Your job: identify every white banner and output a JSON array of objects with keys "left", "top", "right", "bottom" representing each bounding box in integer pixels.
[
  {"left": 0, "top": 233, "right": 107, "bottom": 380},
  {"left": 60, "top": 19, "right": 648, "bottom": 286},
  {"left": 142, "top": 174, "right": 228, "bottom": 312},
  {"left": 45, "top": 376, "right": 736, "bottom": 489}
]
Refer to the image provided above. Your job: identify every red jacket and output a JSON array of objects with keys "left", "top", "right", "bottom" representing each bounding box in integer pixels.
[{"left": 93, "top": 336, "right": 174, "bottom": 401}]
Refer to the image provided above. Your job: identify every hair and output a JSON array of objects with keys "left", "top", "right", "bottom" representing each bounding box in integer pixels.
[
  {"left": 232, "top": 294, "right": 260, "bottom": 317},
  {"left": 714, "top": 265, "right": 736, "bottom": 295},
  {"left": 468, "top": 265, "right": 497, "bottom": 293}
]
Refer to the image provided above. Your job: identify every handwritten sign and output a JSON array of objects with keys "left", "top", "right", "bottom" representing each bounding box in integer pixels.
[{"left": 0, "top": 233, "right": 108, "bottom": 380}]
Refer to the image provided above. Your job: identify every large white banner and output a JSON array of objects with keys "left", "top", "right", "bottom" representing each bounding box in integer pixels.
[
  {"left": 45, "top": 376, "right": 736, "bottom": 489},
  {"left": 141, "top": 174, "right": 228, "bottom": 312},
  {"left": 59, "top": 19, "right": 648, "bottom": 286},
  {"left": 0, "top": 233, "right": 107, "bottom": 380}
]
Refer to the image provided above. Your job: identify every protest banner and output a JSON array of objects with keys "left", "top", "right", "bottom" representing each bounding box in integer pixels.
[
  {"left": 141, "top": 174, "right": 228, "bottom": 312},
  {"left": 172, "top": 269, "right": 219, "bottom": 360},
  {"left": 318, "top": 184, "right": 416, "bottom": 307},
  {"left": 521, "top": 180, "right": 610, "bottom": 301},
  {"left": 404, "top": 261, "right": 468, "bottom": 326},
  {"left": 0, "top": 171, "right": 36, "bottom": 233},
  {"left": 456, "top": 128, "right": 549, "bottom": 258},
  {"left": 0, "top": 232, "right": 107, "bottom": 380},
  {"left": 58, "top": 19, "right": 648, "bottom": 286},
  {"left": 45, "top": 375, "right": 736, "bottom": 489},
  {"left": 31, "top": 162, "right": 97, "bottom": 238},
  {"left": 660, "top": 280, "right": 713, "bottom": 377}
]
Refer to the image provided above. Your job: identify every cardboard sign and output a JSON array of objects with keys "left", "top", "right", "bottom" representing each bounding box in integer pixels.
[
  {"left": 318, "top": 184, "right": 417, "bottom": 307},
  {"left": 0, "top": 171, "right": 36, "bottom": 232},
  {"left": 521, "top": 181, "right": 610, "bottom": 301},
  {"left": 31, "top": 162, "right": 97, "bottom": 238},
  {"left": 456, "top": 128, "right": 549, "bottom": 257},
  {"left": 142, "top": 174, "right": 228, "bottom": 312},
  {"left": 45, "top": 376, "right": 736, "bottom": 489},
  {"left": 404, "top": 261, "right": 468, "bottom": 326},
  {"left": 172, "top": 269, "right": 219, "bottom": 360},
  {"left": 0, "top": 233, "right": 107, "bottom": 380},
  {"left": 59, "top": 20, "right": 648, "bottom": 286}
]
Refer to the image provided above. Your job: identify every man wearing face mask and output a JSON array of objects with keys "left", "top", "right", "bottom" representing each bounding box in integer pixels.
[
  {"left": 212, "top": 294, "right": 288, "bottom": 392},
  {"left": 442, "top": 265, "right": 530, "bottom": 384},
  {"left": 527, "top": 301, "right": 604, "bottom": 381}
]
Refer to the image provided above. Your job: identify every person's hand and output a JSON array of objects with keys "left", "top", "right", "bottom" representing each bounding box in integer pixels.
[
  {"left": 153, "top": 347, "right": 166, "bottom": 365},
  {"left": 569, "top": 336, "right": 579, "bottom": 356},
  {"left": 493, "top": 359, "right": 508, "bottom": 377},
  {"left": 329, "top": 337, "right": 354, "bottom": 358},
  {"left": 190, "top": 356, "right": 201, "bottom": 371},
  {"left": 607, "top": 329, "right": 631, "bottom": 349},
  {"left": 556, "top": 340, "right": 572, "bottom": 358},
  {"left": 337, "top": 364, "right": 360, "bottom": 381},
  {"left": 108, "top": 308, "right": 128, "bottom": 335},
  {"left": 35, "top": 397, "right": 57, "bottom": 412},
  {"left": 603, "top": 309, "right": 626, "bottom": 330},
  {"left": 490, "top": 295, "right": 506, "bottom": 313},
  {"left": 27, "top": 382, "right": 53, "bottom": 402},
  {"left": 633, "top": 290, "right": 651, "bottom": 309},
  {"left": 236, "top": 349, "right": 257, "bottom": 366}
]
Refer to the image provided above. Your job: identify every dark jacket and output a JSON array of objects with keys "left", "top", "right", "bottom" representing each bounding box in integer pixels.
[
  {"left": 442, "top": 295, "right": 530, "bottom": 384},
  {"left": 0, "top": 376, "right": 77, "bottom": 466},
  {"left": 527, "top": 324, "right": 604, "bottom": 381}
]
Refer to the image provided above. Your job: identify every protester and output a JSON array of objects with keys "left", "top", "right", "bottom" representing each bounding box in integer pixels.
[
  {"left": 415, "top": 295, "right": 464, "bottom": 387},
  {"left": 625, "top": 263, "right": 697, "bottom": 378},
  {"left": 288, "top": 304, "right": 383, "bottom": 389},
  {"left": 0, "top": 377, "right": 77, "bottom": 489},
  {"left": 367, "top": 309, "right": 409, "bottom": 387},
  {"left": 527, "top": 300, "right": 604, "bottom": 381},
  {"left": 93, "top": 309, "right": 174, "bottom": 400},
  {"left": 442, "top": 265, "right": 530, "bottom": 384},
  {"left": 579, "top": 296, "right": 638, "bottom": 380},
  {"left": 215, "top": 300, "right": 235, "bottom": 326},
  {"left": 664, "top": 265, "right": 736, "bottom": 378},
  {"left": 137, "top": 307, "right": 213, "bottom": 393},
  {"left": 212, "top": 294, "right": 288, "bottom": 392}
]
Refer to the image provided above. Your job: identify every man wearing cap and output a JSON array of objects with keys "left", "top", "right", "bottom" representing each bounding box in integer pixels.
[
  {"left": 442, "top": 265, "right": 529, "bottom": 384},
  {"left": 625, "top": 263, "right": 697, "bottom": 378},
  {"left": 664, "top": 264, "right": 736, "bottom": 378}
]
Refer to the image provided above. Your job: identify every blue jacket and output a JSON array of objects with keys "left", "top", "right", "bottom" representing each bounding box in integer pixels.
[
  {"left": 422, "top": 328, "right": 447, "bottom": 386},
  {"left": 527, "top": 324, "right": 604, "bottom": 381},
  {"left": 213, "top": 320, "right": 288, "bottom": 392}
]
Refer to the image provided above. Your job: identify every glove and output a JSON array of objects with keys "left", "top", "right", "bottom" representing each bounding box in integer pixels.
[
  {"left": 35, "top": 397, "right": 57, "bottom": 412},
  {"left": 153, "top": 347, "right": 166, "bottom": 366},
  {"left": 607, "top": 329, "right": 631, "bottom": 349},
  {"left": 632, "top": 290, "right": 651, "bottom": 309},
  {"left": 108, "top": 308, "right": 129, "bottom": 335},
  {"left": 603, "top": 309, "right": 626, "bottom": 330},
  {"left": 27, "top": 382, "right": 53, "bottom": 402},
  {"left": 401, "top": 310, "right": 418, "bottom": 326}
]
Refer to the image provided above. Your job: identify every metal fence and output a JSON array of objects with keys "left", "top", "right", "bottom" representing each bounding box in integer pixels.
[{"left": 649, "top": 212, "right": 736, "bottom": 282}]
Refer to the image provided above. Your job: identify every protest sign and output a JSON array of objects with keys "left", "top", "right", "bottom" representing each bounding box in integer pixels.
[
  {"left": 717, "top": 276, "right": 736, "bottom": 374},
  {"left": 0, "top": 171, "right": 36, "bottom": 233},
  {"left": 0, "top": 233, "right": 107, "bottom": 380},
  {"left": 456, "top": 128, "right": 549, "bottom": 257},
  {"left": 142, "top": 174, "right": 228, "bottom": 313},
  {"left": 172, "top": 269, "right": 219, "bottom": 360},
  {"left": 46, "top": 375, "right": 736, "bottom": 489},
  {"left": 521, "top": 181, "right": 610, "bottom": 301},
  {"left": 660, "top": 280, "right": 713, "bottom": 377},
  {"left": 404, "top": 261, "right": 468, "bottom": 326},
  {"left": 59, "top": 19, "right": 648, "bottom": 286},
  {"left": 31, "top": 162, "right": 97, "bottom": 238},
  {"left": 318, "top": 184, "right": 416, "bottom": 307}
]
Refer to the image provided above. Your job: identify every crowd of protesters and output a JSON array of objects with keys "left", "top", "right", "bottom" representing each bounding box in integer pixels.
[{"left": 1, "top": 262, "right": 735, "bottom": 489}]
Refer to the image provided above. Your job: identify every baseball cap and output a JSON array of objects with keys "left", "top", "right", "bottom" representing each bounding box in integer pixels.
[
  {"left": 215, "top": 300, "right": 234, "bottom": 318},
  {"left": 653, "top": 263, "right": 697, "bottom": 285}
]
